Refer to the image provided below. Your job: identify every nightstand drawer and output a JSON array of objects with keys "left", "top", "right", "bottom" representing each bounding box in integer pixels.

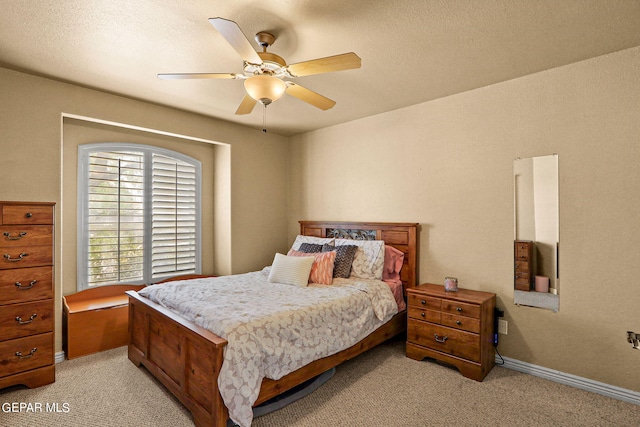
[
  {"left": 441, "top": 313, "right": 480, "bottom": 333},
  {"left": 408, "top": 321, "right": 480, "bottom": 363},
  {"left": 441, "top": 300, "right": 480, "bottom": 318},
  {"left": 407, "top": 294, "right": 441, "bottom": 310},
  {"left": 408, "top": 307, "right": 441, "bottom": 323}
]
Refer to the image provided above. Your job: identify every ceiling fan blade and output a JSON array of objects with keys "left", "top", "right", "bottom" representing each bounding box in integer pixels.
[
  {"left": 209, "top": 17, "right": 263, "bottom": 65},
  {"left": 287, "top": 52, "right": 361, "bottom": 77},
  {"left": 158, "top": 73, "right": 237, "bottom": 80},
  {"left": 235, "top": 94, "right": 257, "bottom": 115},
  {"left": 286, "top": 83, "right": 336, "bottom": 110}
]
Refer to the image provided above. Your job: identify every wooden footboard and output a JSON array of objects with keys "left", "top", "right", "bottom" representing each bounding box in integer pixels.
[{"left": 127, "top": 291, "right": 228, "bottom": 427}]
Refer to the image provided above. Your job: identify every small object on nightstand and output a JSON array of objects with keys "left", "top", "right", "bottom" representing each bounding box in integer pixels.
[{"left": 444, "top": 277, "right": 458, "bottom": 292}]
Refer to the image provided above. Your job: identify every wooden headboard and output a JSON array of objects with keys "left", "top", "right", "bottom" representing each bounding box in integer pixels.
[{"left": 299, "top": 221, "right": 420, "bottom": 293}]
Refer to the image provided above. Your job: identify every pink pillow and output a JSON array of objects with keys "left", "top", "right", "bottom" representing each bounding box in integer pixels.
[
  {"left": 287, "top": 249, "right": 336, "bottom": 285},
  {"left": 383, "top": 245, "right": 405, "bottom": 282}
]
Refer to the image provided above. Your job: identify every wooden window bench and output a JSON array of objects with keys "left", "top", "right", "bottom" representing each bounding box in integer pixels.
[{"left": 63, "top": 284, "right": 145, "bottom": 359}]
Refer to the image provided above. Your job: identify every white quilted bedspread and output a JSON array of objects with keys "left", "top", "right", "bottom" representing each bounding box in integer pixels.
[{"left": 138, "top": 267, "right": 398, "bottom": 427}]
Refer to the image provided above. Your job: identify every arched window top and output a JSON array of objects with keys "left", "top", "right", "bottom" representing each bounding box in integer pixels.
[{"left": 77, "top": 143, "right": 201, "bottom": 290}]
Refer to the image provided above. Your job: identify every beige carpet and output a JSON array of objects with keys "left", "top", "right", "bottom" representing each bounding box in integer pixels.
[{"left": 1, "top": 338, "right": 639, "bottom": 426}]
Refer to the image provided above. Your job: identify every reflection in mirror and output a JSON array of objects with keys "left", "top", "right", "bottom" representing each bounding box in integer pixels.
[{"left": 513, "top": 154, "right": 559, "bottom": 311}]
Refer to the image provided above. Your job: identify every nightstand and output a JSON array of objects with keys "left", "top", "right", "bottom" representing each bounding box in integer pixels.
[{"left": 406, "top": 283, "right": 496, "bottom": 381}]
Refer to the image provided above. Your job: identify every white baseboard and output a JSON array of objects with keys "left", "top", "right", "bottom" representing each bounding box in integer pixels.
[
  {"left": 497, "top": 354, "right": 640, "bottom": 405},
  {"left": 55, "top": 351, "right": 65, "bottom": 364}
]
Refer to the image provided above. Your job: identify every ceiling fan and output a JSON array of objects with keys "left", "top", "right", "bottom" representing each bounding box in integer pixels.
[{"left": 158, "top": 17, "right": 361, "bottom": 116}]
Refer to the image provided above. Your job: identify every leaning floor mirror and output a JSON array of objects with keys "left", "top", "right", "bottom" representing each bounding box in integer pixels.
[{"left": 513, "top": 154, "right": 559, "bottom": 311}]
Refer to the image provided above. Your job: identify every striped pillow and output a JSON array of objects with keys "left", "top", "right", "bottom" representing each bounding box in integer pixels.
[
  {"left": 287, "top": 249, "right": 337, "bottom": 285},
  {"left": 268, "top": 253, "right": 314, "bottom": 287}
]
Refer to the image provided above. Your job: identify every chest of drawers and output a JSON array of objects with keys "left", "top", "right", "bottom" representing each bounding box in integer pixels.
[
  {"left": 0, "top": 201, "right": 56, "bottom": 390},
  {"left": 406, "top": 283, "right": 496, "bottom": 381},
  {"left": 514, "top": 240, "right": 535, "bottom": 291}
]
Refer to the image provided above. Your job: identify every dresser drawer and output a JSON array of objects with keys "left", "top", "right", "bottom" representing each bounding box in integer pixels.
[
  {"left": 408, "top": 320, "right": 480, "bottom": 362},
  {"left": 515, "top": 260, "right": 530, "bottom": 272},
  {"left": 407, "top": 293, "right": 441, "bottom": 310},
  {"left": 515, "top": 241, "right": 530, "bottom": 255},
  {"left": 1, "top": 205, "right": 53, "bottom": 225},
  {"left": 441, "top": 300, "right": 480, "bottom": 319},
  {"left": 0, "top": 300, "right": 54, "bottom": 341},
  {"left": 0, "top": 266, "right": 53, "bottom": 305},
  {"left": 0, "top": 245, "right": 53, "bottom": 270},
  {"left": 0, "top": 225, "right": 53, "bottom": 247},
  {"left": 408, "top": 306, "right": 441, "bottom": 323},
  {"left": 0, "top": 332, "right": 53, "bottom": 377}
]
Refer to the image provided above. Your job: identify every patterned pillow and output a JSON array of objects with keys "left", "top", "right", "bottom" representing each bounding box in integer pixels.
[
  {"left": 298, "top": 243, "right": 323, "bottom": 253},
  {"left": 322, "top": 243, "right": 357, "bottom": 278},
  {"left": 287, "top": 249, "right": 337, "bottom": 285},
  {"left": 335, "top": 239, "right": 385, "bottom": 280},
  {"left": 268, "top": 253, "right": 314, "bottom": 287}
]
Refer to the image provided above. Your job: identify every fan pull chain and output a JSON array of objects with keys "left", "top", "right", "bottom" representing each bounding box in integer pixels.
[{"left": 262, "top": 103, "right": 267, "bottom": 133}]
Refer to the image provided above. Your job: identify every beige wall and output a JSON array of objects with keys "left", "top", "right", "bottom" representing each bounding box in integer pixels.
[
  {"left": 0, "top": 67, "right": 290, "bottom": 354},
  {"left": 289, "top": 46, "right": 640, "bottom": 392}
]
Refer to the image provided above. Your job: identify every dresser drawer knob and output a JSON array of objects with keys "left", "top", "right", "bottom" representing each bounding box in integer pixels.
[
  {"left": 420, "top": 312, "right": 426, "bottom": 317},
  {"left": 15, "top": 280, "right": 37, "bottom": 290},
  {"left": 434, "top": 334, "right": 448, "bottom": 343},
  {"left": 421, "top": 300, "right": 426, "bottom": 305},
  {"left": 456, "top": 320, "right": 462, "bottom": 325},
  {"left": 4, "top": 252, "right": 28, "bottom": 262},
  {"left": 15, "top": 348, "right": 37, "bottom": 359},
  {"left": 15, "top": 314, "right": 38, "bottom": 325},
  {"left": 3, "top": 231, "right": 27, "bottom": 240},
  {"left": 456, "top": 307, "right": 462, "bottom": 312},
  {"left": 25, "top": 212, "right": 33, "bottom": 218}
]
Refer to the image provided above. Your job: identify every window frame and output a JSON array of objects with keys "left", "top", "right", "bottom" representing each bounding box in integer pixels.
[{"left": 77, "top": 142, "right": 202, "bottom": 290}]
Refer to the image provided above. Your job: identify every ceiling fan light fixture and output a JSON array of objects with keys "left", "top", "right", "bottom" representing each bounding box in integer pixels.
[{"left": 244, "top": 75, "right": 287, "bottom": 105}]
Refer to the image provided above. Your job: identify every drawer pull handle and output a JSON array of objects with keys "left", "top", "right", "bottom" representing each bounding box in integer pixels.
[
  {"left": 456, "top": 320, "right": 462, "bottom": 325},
  {"left": 420, "top": 312, "right": 426, "bottom": 317},
  {"left": 15, "top": 348, "right": 37, "bottom": 359},
  {"left": 16, "top": 314, "right": 37, "bottom": 325},
  {"left": 3, "top": 231, "right": 27, "bottom": 240},
  {"left": 421, "top": 300, "right": 426, "bottom": 305},
  {"left": 4, "top": 252, "right": 28, "bottom": 262},
  {"left": 25, "top": 212, "right": 33, "bottom": 218},
  {"left": 15, "top": 280, "right": 37, "bottom": 290},
  {"left": 434, "top": 334, "right": 448, "bottom": 343},
  {"left": 456, "top": 307, "right": 462, "bottom": 312}
]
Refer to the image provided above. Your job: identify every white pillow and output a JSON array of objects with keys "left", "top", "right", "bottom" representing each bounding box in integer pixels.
[
  {"left": 335, "top": 239, "right": 385, "bottom": 280},
  {"left": 268, "top": 253, "right": 314, "bottom": 287},
  {"left": 290, "top": 235, "right": 333, "bottom": 251}
]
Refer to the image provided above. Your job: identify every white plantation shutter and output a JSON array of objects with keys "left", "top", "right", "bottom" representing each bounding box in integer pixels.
[
  {"left": 86, "top": 151, "right": 145, "bottom": 286},
  {"left": 78, "top": 144, "right": 201, "bottom": 290},
  {"left": 151, "top": 154, "right": 198, "bottom": 278}
]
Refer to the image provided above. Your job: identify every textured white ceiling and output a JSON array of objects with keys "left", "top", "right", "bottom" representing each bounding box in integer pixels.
[{"left": 2, "top": 0, "right": 640, "bottom": 136}]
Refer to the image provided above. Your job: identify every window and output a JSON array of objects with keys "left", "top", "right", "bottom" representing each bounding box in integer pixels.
[{"left": 78, "top": 143, "right": 201, "bottom": 290}]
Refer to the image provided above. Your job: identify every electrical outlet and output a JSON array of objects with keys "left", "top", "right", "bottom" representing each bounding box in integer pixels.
[{"left": 498, "top": 319, "right": 508, "bottom": 335}]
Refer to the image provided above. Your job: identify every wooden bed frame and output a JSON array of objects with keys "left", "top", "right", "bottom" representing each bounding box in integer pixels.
[{"left": 127, "top": 221, "right": 419, "bottom": 427}]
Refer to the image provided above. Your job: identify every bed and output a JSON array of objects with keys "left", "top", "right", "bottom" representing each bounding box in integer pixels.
[{"left": 126, "top": 221, "right": 419, "bottom": 427}]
